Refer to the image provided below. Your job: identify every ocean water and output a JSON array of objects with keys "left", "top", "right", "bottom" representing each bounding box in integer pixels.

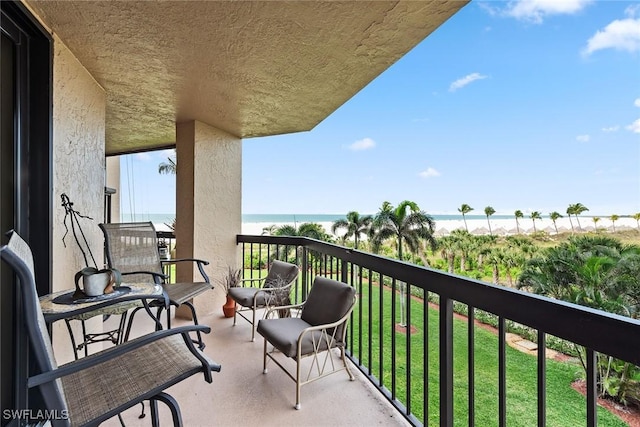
[{"left": 122, "top": 212, "right": 518, "bottom": 225}]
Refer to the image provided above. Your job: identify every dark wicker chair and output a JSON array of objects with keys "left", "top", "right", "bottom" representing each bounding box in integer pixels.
[
  {"left": 99, "top": 222, "right": 213, "bottom": 349},
  {"left": 228, "top": 260, "right": 299, "bottom": 341},
  {"left": 0, "top": 230, "right": 221, "bottom": 427},
  {"left": 257, "top": 276, "right": 357, "bottom": 409}
]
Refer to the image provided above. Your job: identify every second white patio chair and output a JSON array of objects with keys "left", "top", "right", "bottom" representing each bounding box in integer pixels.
[
  {"left": 228, "top": 260, "right": 299, "bottom": 341},
  {"left": 257, "top": 276, "right": 357, "bottom": 409}
]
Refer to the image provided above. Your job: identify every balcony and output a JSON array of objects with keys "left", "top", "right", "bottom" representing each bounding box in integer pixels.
[{"left": 93, "top": 233, "right": 640, "bottom": 426}]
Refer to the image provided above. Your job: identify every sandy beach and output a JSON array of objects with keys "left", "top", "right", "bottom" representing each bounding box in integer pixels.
[{"left": 241, "top": 216, "right": 639, "bottom": 237}]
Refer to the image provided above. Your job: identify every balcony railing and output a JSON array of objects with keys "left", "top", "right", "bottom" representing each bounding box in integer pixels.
[{"left": 237, "top": 234, "right": 640, "bottom": 427}]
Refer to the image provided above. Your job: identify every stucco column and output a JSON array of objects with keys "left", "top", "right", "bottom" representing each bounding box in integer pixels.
[{"left": 175, "top": 120, "right": 241, "bottom": 319}]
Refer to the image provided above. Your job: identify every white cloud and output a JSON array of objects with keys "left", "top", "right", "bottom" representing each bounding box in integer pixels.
[
  {"left": 347, "top": 137, "right": 376, "bottom": 151},
  {"left": 626, "top": 118, "right": 640, "bottom": 133},
  {"left": 582, "top": 18, "right": 640, "bottom": 56},
  {"left": 503, "top": 0, "right": 592, "bottom": 24},
  {"left": 602, "top": 126, "right": 620, "bottom": 132},
  {"left": 626, "top": 4, "right": 640, "bottom": 19},
  {"left": 135, "top": 152, "right": 151, "bottom": 161},
  {"left": 576, "top": 134, "right": 590, "bottom": 142},
  {"left": 418, "top": 167, "right": 441, "bottom": 179},
  {"left": 634, "top": 98, "right": 640, "bottom": 108},
  {"left": 449, "top": 73, "right": 488, "bottom": 92}
]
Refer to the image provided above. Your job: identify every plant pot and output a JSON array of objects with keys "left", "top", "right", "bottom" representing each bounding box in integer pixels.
[
  {"left": 74, "top": 267, "right": 121, "bottom": 297},
  {"left": 222, "top": 295, "right": 236, "bottom": 318}
]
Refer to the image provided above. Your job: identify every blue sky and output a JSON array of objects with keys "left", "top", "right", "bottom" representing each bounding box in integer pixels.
[{"left": 121, "top": 0, "right": 640, "bottom": 218}]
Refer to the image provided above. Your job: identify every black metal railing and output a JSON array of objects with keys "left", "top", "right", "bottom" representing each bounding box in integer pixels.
[
  {"left": 237, "top": 234, "right": 640, "bottom": 427},
  {"left": 156, "top": 230, "right": 176, "bottom": 278}
]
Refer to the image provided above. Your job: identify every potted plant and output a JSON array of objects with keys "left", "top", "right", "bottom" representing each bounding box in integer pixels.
[
  {"left": 220, "top": 266, "right": 241, "bottom": 318},
  {"left": 157, "top": 238, "right": 169, "bottom": 260},
  {"left": 61, "top": 193, "right": 121, "bottom": 299}
]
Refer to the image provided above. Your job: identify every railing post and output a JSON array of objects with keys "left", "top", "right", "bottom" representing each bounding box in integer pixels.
[
  {"left": 537, "top": 331, "right": 546, "bottom": 427},
  {"left": 586, "top": 348, "right": 597, "bottom": 427},
  {"left": 468, "top": 306, "right": 475, "bottom": 427},
  {"left": 499, "top": 317, "right": 506, "bottom": 427},
  {"left": 440, "top": 296, "right": 453, "bottom": 427},
  {"left": 302, "top": 246, "right": 309, "bottom": 300},
  {"left": 340, "top": 259, "right": 348, "bottom": 284}
]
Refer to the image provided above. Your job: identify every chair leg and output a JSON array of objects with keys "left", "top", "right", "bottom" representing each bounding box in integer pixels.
[
  {"left": 295, "top": 353, "right": 302, "bottom": 410},
  {"left": 150, "top": 398, "right": 159, "bottom": 427},
  {"left": 150, "top": 392, "right": 183, "bottom": 427},
  {"left": 80, "top": 320, "right": 90, "bottom": 358},
  {"left": 251, "top": 305, "right": 257, "bottom": 342},
  {"left": 233, "top": 302, "right": 237, "bottom": 326},
  {"left": 262, "top": 338, "right": 268, "bottom": 374},
  {"left": 64, "top": 319, "right": 80, "bottom": 361},
  {"left": 116, "top": 312, "right": 128, "bottom": 345},
  {"left": 184, "top": 301, "right": 205, "bottom": 350},
  {"left": 166, "top": 304, "right": 172, "bottom": 329},
  {"left": 341, "top": 346, "right": 355, "bottom": 381},
  {"left": 123, "top": 306, "right": 144, "bottom": 342}
]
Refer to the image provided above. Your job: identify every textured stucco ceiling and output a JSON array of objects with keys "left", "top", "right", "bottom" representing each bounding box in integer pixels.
[{"left": 26, "top": 1, "right": 467, "bottom": 155}]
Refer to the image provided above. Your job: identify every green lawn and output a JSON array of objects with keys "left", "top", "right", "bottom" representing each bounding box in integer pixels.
[{"left": 349, "top": 278, "right": 627, "bottom": 427}]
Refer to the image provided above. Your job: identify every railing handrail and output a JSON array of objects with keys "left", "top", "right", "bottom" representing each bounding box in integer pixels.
[{"left": 237, "top": 234, "right": 640, "bottom": 366}]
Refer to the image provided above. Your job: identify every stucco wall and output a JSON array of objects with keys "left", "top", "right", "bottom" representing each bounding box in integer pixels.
[
  {"left": 105, "top": 156, "right": 120, "bottom": 222},
  {"left": 51, "top": 35, "right": 106, "bottom": 360},
  {"left": 176, "top": 120, "right": 241, "bottom": 316}
]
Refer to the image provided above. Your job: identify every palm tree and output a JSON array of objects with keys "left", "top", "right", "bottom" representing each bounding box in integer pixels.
[
  {"left": 514, "top": 210, "right": 524, "bottom": 234},
  {"left": 486, "top": 248, "right": 504, "bottom": 284},
  {"left": 593, "top": 216, "right": 601, "bottom": 232},
  {"left": 273, "top": 222, "right": 331, "bottom": 262},
  {"left": 530, "top": 211, "right": 542, "bottom": 233},
  {"left": 331, "top": 211, "right": 372, "bottom": 250},
  {"left": 484, "top": 206, "right": 496, "bottom": 235},
  {"left": 549, "top": 211, "right": 563, "bottom": 234},
  {"left": 502, "top": 249, "right": 523, "bottom": 287},
  {"left": 261, "top": 224, "right": 278, "bottom": 235},
  {"left": 371, "top": 200, "right": 437, "bottom": 260},
  {"left": 450, "top": 229, "right": 472, "bottom": 272},
  {"left": 458, "top": 204, "right": 474, "bottom": 232},
  {"left": 438, "top": 236, "right": 457, "bottom": 274},
  {"left": 568, "top": 203, "right": 589, "bottom": 231},
  {"left": 634, "top": 213, "right": 640, "bottom": 231},
  {"left": 275, "top": 222, "right": 329, "bottom": 240},
  {"left": 610, "top": 214, "right": 619, "bottom": 232},
  {"left": 566, "top": 205, "right": 576, "bottom": 232},
  {"left": 158, "top": 150, "right": 177, "bottom": 174}
]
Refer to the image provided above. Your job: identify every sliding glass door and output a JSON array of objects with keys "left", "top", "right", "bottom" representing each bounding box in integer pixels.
[{"left": 0, "top": 2, "right": 51, "bottom": 419}]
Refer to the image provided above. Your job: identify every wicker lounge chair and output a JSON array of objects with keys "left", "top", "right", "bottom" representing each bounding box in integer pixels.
[
  {"left": 228, "top": 260, "right": 299, "bottom": 341},
  {"left": 257, "top": 276, "right": 356, "bottom": 409},
  {"left": 99, "top": 222, "right": 213, "bottom": 349},
  {"left": 0, "top": 230, "right": 221, "bottom": 427}
]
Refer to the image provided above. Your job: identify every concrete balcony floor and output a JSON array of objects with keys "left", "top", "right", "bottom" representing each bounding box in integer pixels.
[{"left": 94, "top": 288, "right": 410, "bottom": 427}]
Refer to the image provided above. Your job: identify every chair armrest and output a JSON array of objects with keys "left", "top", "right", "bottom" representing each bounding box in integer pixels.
[
  {"left": 28, "top": 325, "right": 219, "bottom": 388},
  {"left": 264, "top": 301, "right": 305, "bottom": 318},
  {"left": 255, "top": 281, "right": 295, "bottom": 306},
  {"left": 297, "top": 304, "right": 355, "bottom": 354},
  {"left": 161, "top": 258, "right": 209, "bottom": 266},
  {"left": 161, "top": 259, "right": 210, "bottom": 283},
  {"left": 122, "top": 270, "right": 168, "bottom": 285}
]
